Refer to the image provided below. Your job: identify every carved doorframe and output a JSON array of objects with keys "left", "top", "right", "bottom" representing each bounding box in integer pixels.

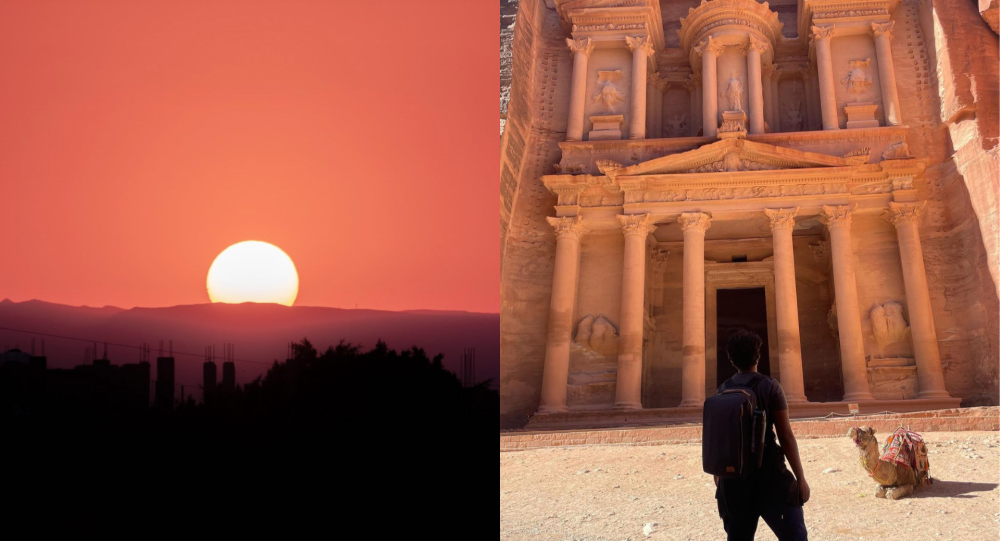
[{"left": 705, "top": 259, "right": 780, "bottom": 398}]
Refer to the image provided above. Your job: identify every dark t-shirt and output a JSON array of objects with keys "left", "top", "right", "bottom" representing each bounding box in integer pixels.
[{"left": 715, "top": 372, "right": 801, "bottom": 515}]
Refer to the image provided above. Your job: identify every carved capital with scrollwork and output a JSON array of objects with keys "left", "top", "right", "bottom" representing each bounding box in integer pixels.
[
  {"left": 871, "top": 21, "right": 894, "bottom": 40},
  {"left": 811, "top": 25, "right": 836, "bottom": 41},
  {"left": 685, "top": 74, "right": 702, "bottom": 90},
  {"left": 566, "top": 37, "right": 594, "bottom": 56},
  {"left": 693, "top": 36, "right": 725, "bottom": 58},
  {"left": 618, "top": 213, "right": 656, "bottom": 237},
  {"left": 547, "top": 216, "right": 589, "bottom": 241},
  {"left": 625, "top": 35, "right": 655, "bottom": 57},
  {"left": 764, "top": 207, "right": 799, "bottom": 232},
  {"left": 882, "top": 201, "right": 924, "bottom": 227},
  {"left": 678, "top": 212, "right": 712, "bottom": 233},
  {"left": 761, "top": 62, "right": 776, "bottom": 78},
  {"left": 820, "top": 204, "right": 857, "bottom": 228},
  {"left": 748, "top": 35, "right": 769, "bottom": 54}
]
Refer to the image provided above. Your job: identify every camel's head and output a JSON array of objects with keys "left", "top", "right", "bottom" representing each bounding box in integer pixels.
[{"left": 848, "top": 426, "right": 876, "bottom": 448}]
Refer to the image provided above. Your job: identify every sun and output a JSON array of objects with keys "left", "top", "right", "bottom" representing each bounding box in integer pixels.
[{"left": 207, "top": 241, "right": 299, "bottom": 306}]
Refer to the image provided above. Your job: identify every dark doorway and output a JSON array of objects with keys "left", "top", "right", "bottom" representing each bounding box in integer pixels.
[{"left": 716, "top": 288, "right": 771, "bottom": 387}]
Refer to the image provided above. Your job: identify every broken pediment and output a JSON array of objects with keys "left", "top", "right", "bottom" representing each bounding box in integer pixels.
[{"left": 609, "top": 138, "right": 851, "bottom": 176}]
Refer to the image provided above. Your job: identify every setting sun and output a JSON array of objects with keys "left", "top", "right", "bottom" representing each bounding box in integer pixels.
[{"left": 207, "top": 241, "right": 299, "bottom": 306}]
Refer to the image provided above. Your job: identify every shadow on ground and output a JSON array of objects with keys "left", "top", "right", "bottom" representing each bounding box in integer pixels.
[{"left": 911, "top": 480, "right": 999, "bottom": 499}]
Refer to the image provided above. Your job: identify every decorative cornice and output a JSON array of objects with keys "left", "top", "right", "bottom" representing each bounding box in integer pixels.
[
  {"left": 764, "top": 207, "right": 799, "bottom": 231},
  {"left": 566, "top": 37, "right": 594, "bottom": 56},
  {"left": 883, "top": 201, "right": 924, "bottom": 226},
  {"left": 678, "top": 212, "right": 712, "bottom": 233},
  {"left": 546, "top": 216, "right": 589, "bottom": 240},
  {"left": 617, "top": 213, "right": 657, "bottom": 236},
  {"left": 871, "top": 21, "right": 894, "bottom": 39},
  {"left": 625, "top": 35, "right": 655, "bottom": 56},
  {"left": 677, "top": 0, "right": 783, "bottom": 55},
  {"left": 820, "top": 204, "right": 857, "bottom": 228}
]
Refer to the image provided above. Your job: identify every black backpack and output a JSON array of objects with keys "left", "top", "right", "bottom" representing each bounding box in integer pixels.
[{"left": 702, "top": 374, "right": 767, "bottom": 479}]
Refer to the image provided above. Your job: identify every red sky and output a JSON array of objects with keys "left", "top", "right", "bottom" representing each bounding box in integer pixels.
[{"left": 0, "top": 0, "right": 497, "bottom": 313}]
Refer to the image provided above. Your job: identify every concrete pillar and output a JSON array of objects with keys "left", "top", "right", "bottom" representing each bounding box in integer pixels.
[
  {"left": 762, "top": 63, "right": 775, "bottom": 131},
  {"left": 695, "top": 37, "right": 723, "bottom": 138},
  {"left": 747, "top": 37, "right": 767, "bottom": 135},
  {"left": 821, "top": 205, "right": 874, "bottom": 401},
  {"left": 538, "top": 216, "right": 588, "bottom": 412},
  {"left": 626, "top": 36, "right": 654, "bottom": 140},
  {"left": 871, "top": 22, "right": 903, "bottom": 126},
  {"left": 811, "top": 25, "right": 840, "bottom": 130},
  {"left": 765, "top": 208, "right": 807, "bottom": 403},
  {"left": 614, "top": 214, "right": 656, "bottom": 409},
  {"left": 884, "top": 202, "right": 950, "bottom": 398},
  {"left": 565, "top": 38, "right": 594, "bottom": 142},
  {"left": 687, "top": 75, "right": 702, "bottom": 136},
  {"left": 678, "top": 212, "right": 712, "bottom": 407}
]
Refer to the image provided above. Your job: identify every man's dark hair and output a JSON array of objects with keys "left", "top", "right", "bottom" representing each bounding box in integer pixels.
[{"left": 726, "top": 329, "right": 763, "bottom": 370}]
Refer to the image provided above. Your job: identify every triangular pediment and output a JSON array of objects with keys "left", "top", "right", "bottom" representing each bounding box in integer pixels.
[{"left": 611, "top": 138, "right": 852, "bottom": 176}]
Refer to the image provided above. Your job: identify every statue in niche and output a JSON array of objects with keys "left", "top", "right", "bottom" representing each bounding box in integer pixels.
[
  {"left": 723, "top": 71, "right": 743, "bottom": 112},
  {"left": 592, "top": 70, "right": 626, "bottom": 112},
  {"left": 842, "top": 59, "right": 873, "bottom": 101},
  {"left": 666, "top": 115, "right": 687, "bottom": 137},
  {"left": 783, "top": 101, "right": 803, "bottom": 132},
  {"left": 574, "top": 314, "right": 619, "bottom": 357},
  {"left": 870, "top": 301, "right": 911, "bottom": 358}
]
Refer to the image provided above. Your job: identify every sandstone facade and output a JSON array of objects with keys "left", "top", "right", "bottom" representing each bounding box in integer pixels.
[{"left": 499, "top": 0, "right": 999, "bottom": 429}]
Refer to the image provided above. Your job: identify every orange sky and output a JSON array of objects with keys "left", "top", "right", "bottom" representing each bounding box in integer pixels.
[{"left": 0, "top": 0, "right": 497, "bottom": 313}]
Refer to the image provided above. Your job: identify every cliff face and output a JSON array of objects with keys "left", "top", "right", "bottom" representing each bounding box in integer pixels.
[{"left": 501, "top": 0, "right": 519, "bottom": 136}]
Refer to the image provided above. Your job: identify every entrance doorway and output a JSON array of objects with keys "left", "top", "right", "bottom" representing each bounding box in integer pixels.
[{"left": 716, "top": 287, "right": 771, "bottom": 387}]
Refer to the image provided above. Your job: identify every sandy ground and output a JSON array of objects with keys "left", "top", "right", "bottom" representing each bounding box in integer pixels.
[{"left": 500, "top": 431, "right": 1000, "bottom": 540}]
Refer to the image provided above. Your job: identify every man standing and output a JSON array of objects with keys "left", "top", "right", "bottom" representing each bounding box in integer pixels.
[{"left": 713, "top": 330, "right": 810, "bottom": 541}]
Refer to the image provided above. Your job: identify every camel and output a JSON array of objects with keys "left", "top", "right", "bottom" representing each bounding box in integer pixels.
[{"left": 847, "top": 426, "right": 931, "bottom": 500}]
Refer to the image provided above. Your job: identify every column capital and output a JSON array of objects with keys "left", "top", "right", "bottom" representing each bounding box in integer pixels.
[
  {"left": 762, "top": 62, "right": 776, "bottom": 78},
  {"left": 820, "top": 204, "right": 857, "bottom": 228},
  {"left": 625, "top": 35, "right": 655, "bottom": 57},
  {"left": 679, "top": 212, "right": 712, "bottom": 233},
  {"left": 648, "top": 70, "right": 668, "bottom": 90},
  {"left": 871, "top": 21, "right": 894, "bottom": 39},
  {"left": 694, "top": 36, "right": 725, "bottom": 57},
  {"left": 764, "top": 207, "right": 799, "bottom": 231},
  {"left": 748, "top": 35, "right": 769, "bottom": 54},
  {"left": 617, "top": 213, "right": 656, "bottom": 237},
  {"left": 566, "top": 37, "right": 594, "bottom": 56},
  {"left": 811, "top": 25, "right": 837, "bottom": 42},
  {"left": 547, "top": 216, "right": 589, "bottom": 240},
  {"left": 685, "top": 73, "right": 702, "bottom": 90},
  {"left": 652, "top": 249, "right": 671, "bottom": 272},
  {"left": 883, "top": 201, "right": 925, "bottom": 226}
]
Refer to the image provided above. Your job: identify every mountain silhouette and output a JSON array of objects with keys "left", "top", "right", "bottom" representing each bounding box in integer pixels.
[{"left": 0, "top": 299, "right": 498, "bottom": 395}]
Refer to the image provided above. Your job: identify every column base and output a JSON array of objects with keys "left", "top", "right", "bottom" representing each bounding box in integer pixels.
[
  {"left": 842, "top": 391, "right": 875, "bottom": 401},
  {"left": 917, "top": 389, "right": 952, "bottom": 399},
  {"left": 537, "top": 404, "right": 569, "bottom": 414},
  {"left": 678, "top": 398, "right": 704, "bottom": 408},
  {"left": 613, "top": 401, "right": 642, "bottom": 410}
]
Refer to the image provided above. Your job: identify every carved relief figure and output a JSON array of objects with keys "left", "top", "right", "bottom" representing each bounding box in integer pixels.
[
  {"left": 592, "top": 70, "right": 626, "bottom": 112},
  {"left": 666, "top": 115, "right": 687, "bottom": 137},
  {"left": 870, "top": 301, "right": 911, "bottom": 356},
  {"left": 574, "top": 314, "right": 619, "bottom": 356},
  {"left": 882, "top": 141, "right": 911, "bottom": 160},
  {"left": 723, "top": 71, "right": 743, "bottom": 112},
  {"left": 783, "top": 101, "right": 803, "bottom": 132},
  {"left": 842, "top": 59, "right": 873, "bottom": 100}
]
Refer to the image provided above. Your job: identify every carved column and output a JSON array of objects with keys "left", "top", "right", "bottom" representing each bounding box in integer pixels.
[
  {"left": 747, "top": 36, "right": 766, "bottom": 135},
  {"left": 651, "top": 249, "right": 670, "bottom": 315},
  {"left": 771, "top": 66, "right": 783, "bottom": 132},
  {"left": 821, "top": 205, "right": 874, "bottom": 401},
  {"left": 647, "top": 71, "right": 666, "bottom": 139},
  {"left": 765, "top": 208, "right": 807, "bottom": 403},
  {"left": 762, "top": 63, "right": 775, "bottom": 131},
  {"left": 538, "top": 216, "right": 589, "bottom": 412},
  {"left": 884, "top": 202, "right": 950, "bottom": 398},
  {"left": 686, "top": 74, "right": 703, "bottom": 136},
  {"left": 615, "top": 214, "right": 656, "bottom": 409},
  {"left": 695, "top": 37, "right": 723, "bottom": 138},
  {"left": 871, "top": 22, "right": 903, "bottom": 126},
  {"left": 566, "top": 38, "right": 594, "bottom": 142},
  {"left": 626, "top": 36, "right": 654, "bottom": 140},
  {"left": 811, "top": 25, "right": 840, "bottom": 130},
  {"left": 679, "top": 212, "right": 712, "bottom": 407},
  {"left": 803, "top": 65, "right": 820, "bottom": 131}
]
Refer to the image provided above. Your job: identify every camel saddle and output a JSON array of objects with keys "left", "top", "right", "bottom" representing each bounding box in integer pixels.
[{"left": 879, "top": 427, "right": 932, "bottom": 486}]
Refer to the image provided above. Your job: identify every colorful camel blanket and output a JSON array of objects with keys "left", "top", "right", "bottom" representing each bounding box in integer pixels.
[{"left": 880, "top": 427, "right": 932, "bottom": 486}]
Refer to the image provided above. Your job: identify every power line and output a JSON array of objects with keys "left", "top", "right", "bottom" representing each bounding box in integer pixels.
[{"left": 0, "top": 325, "right": 272, "bottom": 366}]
